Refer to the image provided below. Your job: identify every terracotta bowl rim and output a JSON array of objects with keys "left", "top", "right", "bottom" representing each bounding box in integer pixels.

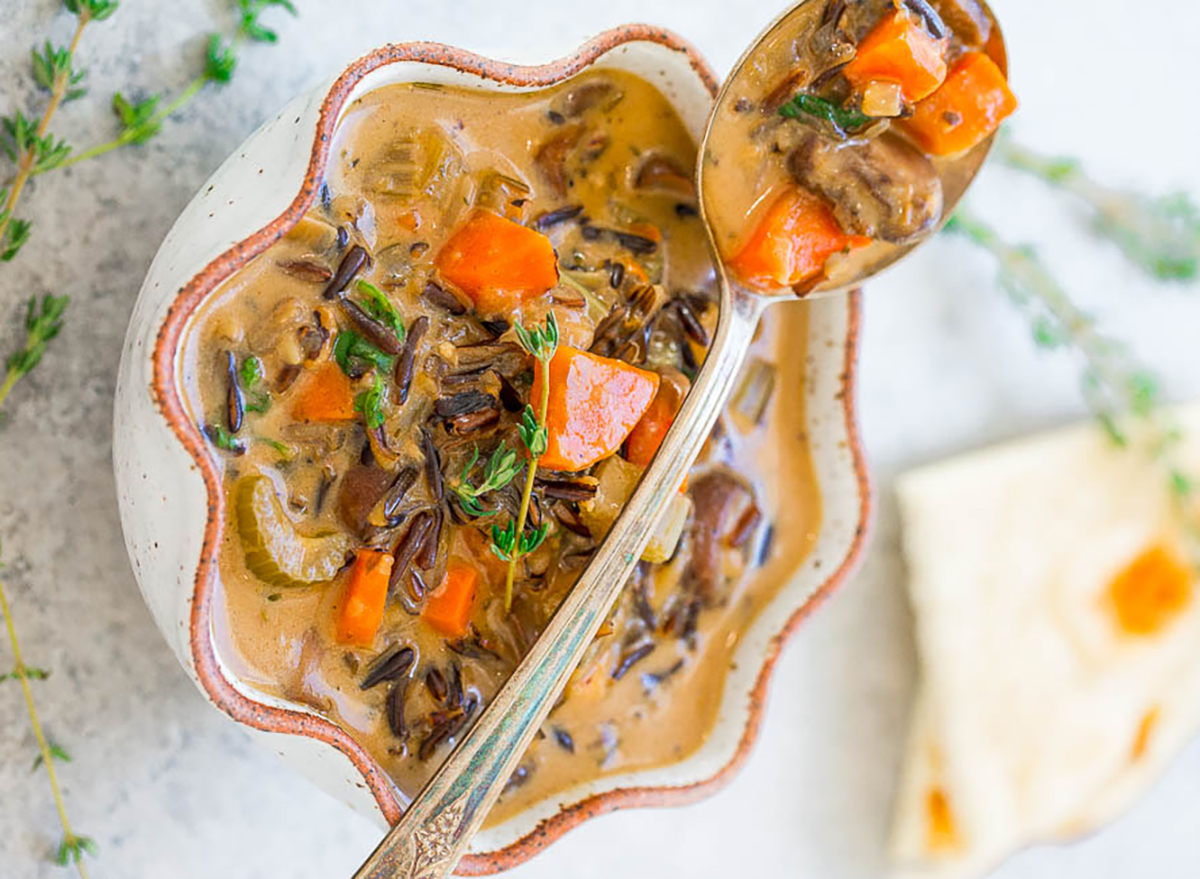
[{"left": 149, "top": 26, "right": 871, "bottom": 875}]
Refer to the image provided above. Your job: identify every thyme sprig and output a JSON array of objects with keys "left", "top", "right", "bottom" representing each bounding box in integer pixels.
[
  {"left": 0, "top": 294, "right": 70, "bottom": 418},
  {"left": 997, "top": 138, "right": 1200, "bottom": 283},
  {"left": 2, "top": 543, "right": 97, "bottom": 879},
  {"left": 0, "top": 1, "right": 107, "bottom": 262},
  {"left": 50, "top": 1, "right": 296, "bottom": 174},
  {"left": 945, "top": 208, "right": 1200, "bottom": 557},
  {"left": 2, "top": 0, "right": 296, "bottom": 265},
  {"left": 453, "top": 444, "right": 520, "bottom": 518},
  {"left": 497, "top": 312, "right": 559, "bottom": 611}
]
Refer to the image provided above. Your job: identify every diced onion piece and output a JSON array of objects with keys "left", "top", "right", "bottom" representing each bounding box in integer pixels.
[
  {"left": 579, "top": 455, "right": 643, "bottom": 540},
  {"left": 861, "top": 80, "right": 905, "bottom": 117},
  {"left": 285, "top": 214, "right": 338, "bottom": 251}
]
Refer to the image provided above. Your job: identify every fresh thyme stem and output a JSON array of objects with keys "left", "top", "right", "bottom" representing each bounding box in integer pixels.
[
  {"left": 504, "top": 356, "right": 552, "bottom": 612},
  {"left": 946, "top": 206, "right": 1200, "bottom": 559},
  {"left": 0, "top": 13, "right": 91, "bottom": 250},
  {"left": 0, "top": 368, "right": 21, "bottom": 413},
  {"left": 997, "top": 137, "right": 1200, "bottom": 282},
  {"left": 0, "top": 570, "right": 93, "bottom": 879},
  {"left": 49, "top": 75, "right": 206, "bottom": 173},
  {"left": 946, "top": 208, "right": 1133, "bottom": 423}
]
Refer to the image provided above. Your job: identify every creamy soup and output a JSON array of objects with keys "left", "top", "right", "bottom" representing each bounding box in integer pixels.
[{"left": 184, "top": 69, "right": 820, "bottom": 822}]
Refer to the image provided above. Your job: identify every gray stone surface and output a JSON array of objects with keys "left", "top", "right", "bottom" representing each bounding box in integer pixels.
[{"left": 1, "top": 0, "right": 1198, "bottom": 877}]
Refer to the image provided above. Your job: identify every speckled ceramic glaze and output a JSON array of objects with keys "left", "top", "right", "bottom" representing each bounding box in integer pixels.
[{"left": 112, "top": 28, "right": 870, "bottom": 873}]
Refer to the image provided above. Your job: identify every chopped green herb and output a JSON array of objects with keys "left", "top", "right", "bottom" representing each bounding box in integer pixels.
[
  {"left": 256, "top": 436, "right": 291, "bottom": 459},
  {"left": 333, "top": 329, "right": 395, "bottom": 375},
  {"left": 356, "top": 279, "right": 405, "bottom": 340},
  {"left": 779, "top": 93, "right": 871, "bottom": 138},
  {"left": 354, "top": 372, "right": 387, "bottom": 429},
  {"left": 204, "top": 423, "right": 245, "bottom": 455},
  {"left": 240, "top": 354, "right": 263, "bottom": 386},
  {"left": 244, "top": 392, "right": 270, "bottom": 414}
]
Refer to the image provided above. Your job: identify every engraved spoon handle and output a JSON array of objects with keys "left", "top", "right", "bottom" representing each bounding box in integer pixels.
[{"left": 353, "top": 290, "right": 763, "bottom": 879}]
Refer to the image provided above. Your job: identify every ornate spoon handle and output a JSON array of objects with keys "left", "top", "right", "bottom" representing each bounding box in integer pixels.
[{"left": 353, "top": 291, "right": 762, "bottom": 879}]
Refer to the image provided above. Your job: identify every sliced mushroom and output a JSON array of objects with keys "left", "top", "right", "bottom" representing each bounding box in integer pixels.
[
  {"left": 788, "top": 130, "right": 944, "bottom": 244},
  {"left": 550, "top": 79, "right": 622, "bottom": 119}
]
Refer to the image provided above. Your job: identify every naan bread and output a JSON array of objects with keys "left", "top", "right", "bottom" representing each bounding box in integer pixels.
[{"left": 890, "top": 405, "right": 1200, "bottom": 878}]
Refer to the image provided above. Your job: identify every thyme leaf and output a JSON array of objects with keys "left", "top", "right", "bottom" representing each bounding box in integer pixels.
[
  {"left": 32, "top": 741, "right": 73, "bottom": 772},
  {"left": 453, "top": 443, "right": 520, "bottom": 517},
  {"left": 111, "top": 91, "right": 161, "bottom": 145}
]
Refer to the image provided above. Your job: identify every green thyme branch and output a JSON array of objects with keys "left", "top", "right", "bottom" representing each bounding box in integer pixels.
[
  {"left": 945, "top": 207, "right": 1200, "bottom": 557},
  {"left": 0, "top": 295, "right": 70, "bottom": 419},
  {"left": 1, "top": 554, "right": 96, "bottom": 878},
  {"left": 997, "top": 138, "right": 1200, "bottom": 283},
  {"left": 0, "top": 3, "right": 103, "bottom": 261},
  {"left": 46, "top": 0, "right": 296, "bottom": 175},
  {"left": 497, "top": 312, "right": 559, "bottom": 612},
  {"left": 50, "top": 74, "right": 209, "bottom": 172}
]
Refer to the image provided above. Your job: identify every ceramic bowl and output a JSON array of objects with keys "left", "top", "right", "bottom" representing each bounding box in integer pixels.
[{"left": 112, "top": 27, "right": 870, "bottom": 873}]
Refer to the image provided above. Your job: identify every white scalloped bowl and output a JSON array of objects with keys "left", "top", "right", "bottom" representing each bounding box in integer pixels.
[{"left": 112, "top": 28, "right": 870, "bottom": 873}]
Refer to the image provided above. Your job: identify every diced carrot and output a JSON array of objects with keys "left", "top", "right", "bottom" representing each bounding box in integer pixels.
[
  {"left": 434, "top": 209, "right": 559, "bottom": 315},
  {"left": 626, "top": 370, "right": 691, "bottom": 492},
  {"left": 626, "top": 376, "right": 688, "bottom": 466},
  {"left": 396, "top": 209, "right": 420, "bottom": 232},
  {"left": 843, "top": 7, "right": 948, "bottom": 103},
  {"left": 728, "top": 187, "right": 871, "bottom": 291},
  {"left": 422, "top": 562, "right": 479, "bottom": 637},
  {"left": 336, "top": 550, "right": 394, "bottom": 647},
  {"left": 290, "top": 362, "right": 357, "bottom": 422},
  {"left": 901, "top": 51, "right": 1018, "bottom": 156},
  {"left": 531, "top": 347, "right": 660, "bottom": 472}
]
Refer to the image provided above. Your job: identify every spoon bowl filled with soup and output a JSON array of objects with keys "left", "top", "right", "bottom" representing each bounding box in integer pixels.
[
  {"left": 114, "top": 28, "right": 870, "bottom": 869},
  {"left": 702, "top": 0, "right": 1015, "bottom": 296}
]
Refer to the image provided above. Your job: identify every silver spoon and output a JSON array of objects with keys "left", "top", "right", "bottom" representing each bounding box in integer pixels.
[{"left": 355, "top": 3, "right": 1005, "bottom": 875}]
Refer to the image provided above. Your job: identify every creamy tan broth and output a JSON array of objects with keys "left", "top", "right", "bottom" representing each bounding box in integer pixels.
[
  {"left": 703, "top": 0, "right": 1012, "bottom": 294},
  {"left": 184, "top": 70, "right": 820, "bottom": 820}
]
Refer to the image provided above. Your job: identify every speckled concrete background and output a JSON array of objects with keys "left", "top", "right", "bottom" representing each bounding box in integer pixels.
[{"left": 1, "top": 1, "right": 1198, "bottom": 877}]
